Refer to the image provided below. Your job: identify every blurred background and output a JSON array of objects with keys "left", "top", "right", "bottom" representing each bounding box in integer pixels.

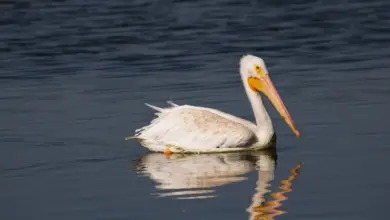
[{"left": 1, "top": 0, "right": 390, "bottom": 219}]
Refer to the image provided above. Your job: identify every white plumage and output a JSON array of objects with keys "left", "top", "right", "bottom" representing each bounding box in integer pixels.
[
  {"left": 132, "top": 103, "right": 267, "bottom": 153},
  {"left": 128, "top": 55, "right": 299, "bottom": 153}
]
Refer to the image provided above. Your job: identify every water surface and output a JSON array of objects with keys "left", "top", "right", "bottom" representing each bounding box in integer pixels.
[{"left": 1, "top": 0, "right": 390, "bottom": 219}]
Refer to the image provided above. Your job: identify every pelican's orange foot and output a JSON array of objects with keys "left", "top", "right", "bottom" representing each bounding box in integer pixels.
[{"left": 164, "top": 147, "right": 173, "bottom": 158}]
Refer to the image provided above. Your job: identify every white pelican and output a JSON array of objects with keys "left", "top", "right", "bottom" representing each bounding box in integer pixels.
[{"left": 127, "top": 54, "right": 300, "bottom": 154}]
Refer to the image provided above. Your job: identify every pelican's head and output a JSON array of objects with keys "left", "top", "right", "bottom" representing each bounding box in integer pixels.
[{"left": 240, "top": 55, "right": 300, "bottom": 137}]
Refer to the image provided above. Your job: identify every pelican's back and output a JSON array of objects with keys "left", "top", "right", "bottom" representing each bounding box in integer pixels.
[{"left": 134, "top": 104, "right": 258, "bottom": 152}]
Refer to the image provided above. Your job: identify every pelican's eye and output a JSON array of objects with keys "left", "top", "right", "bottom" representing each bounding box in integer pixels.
[{"left": 254, "top": 65, "right": 264, "bottom": 77}]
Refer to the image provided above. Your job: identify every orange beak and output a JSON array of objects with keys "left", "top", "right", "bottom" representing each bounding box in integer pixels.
[{"left": 248, "top": 75, "right": 300, "bottom": 137}]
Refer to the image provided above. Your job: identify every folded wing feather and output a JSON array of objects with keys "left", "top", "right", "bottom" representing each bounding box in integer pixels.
[{"left": 134, "top": 104, "right": 258, "bottom": 152}]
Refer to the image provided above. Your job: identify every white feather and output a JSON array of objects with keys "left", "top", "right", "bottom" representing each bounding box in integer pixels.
[
  {"left": 145, "top": 103, "right": 165, "bottom": 112},
  {"left": 167, "top": 100, "right": 179, "bottom": 107},
  {"left": 133, "top": 104, "right": 271, "bottom": 153}
]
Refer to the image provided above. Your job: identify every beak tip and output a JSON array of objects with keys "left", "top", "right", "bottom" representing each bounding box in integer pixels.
[{"left": 294, "top": 130, "right": 301, "bottom": 138}]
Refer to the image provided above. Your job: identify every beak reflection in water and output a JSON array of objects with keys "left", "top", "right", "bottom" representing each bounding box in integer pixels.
[{"left": 133, "top": 148, "right": 302, "bottom": 219}]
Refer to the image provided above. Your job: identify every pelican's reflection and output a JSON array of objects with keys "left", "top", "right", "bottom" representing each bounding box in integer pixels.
[
  {"left": 248, "top": 161, "right": 301, "bottom": 220},
  {"left": 134, "top": 148, "right": 301, "bottom": 218},
  {"left": 135, "top": 149, "right": 277, "bottom": 200}
]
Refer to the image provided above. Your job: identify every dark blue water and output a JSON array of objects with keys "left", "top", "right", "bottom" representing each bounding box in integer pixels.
[{"left": 1, "top": 0, "right": 390, "bottom": 219}]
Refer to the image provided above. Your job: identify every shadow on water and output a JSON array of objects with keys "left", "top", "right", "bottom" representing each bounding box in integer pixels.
[{"left": 132, "top": 146, "right": 302, "bottom": 219}]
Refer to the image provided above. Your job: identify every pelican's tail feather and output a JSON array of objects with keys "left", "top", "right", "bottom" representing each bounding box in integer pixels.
[
  {"left": 125, "top": 136, "right": 136, "bottom": 140},
  {"left": 167, "top": 100, "right": 179, "bottom": 107},
  {"left": 145, "top": 103, "right": 164, "bottom": 112}
]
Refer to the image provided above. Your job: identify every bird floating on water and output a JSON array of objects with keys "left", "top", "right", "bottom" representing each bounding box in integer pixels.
[{"left": 127, "top": 55, "right": 300, "bottom": 154}]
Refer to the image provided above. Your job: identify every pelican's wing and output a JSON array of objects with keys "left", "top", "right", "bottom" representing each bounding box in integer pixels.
[{"left": 132, "top": 103, "right": 258, "bottom": 153}]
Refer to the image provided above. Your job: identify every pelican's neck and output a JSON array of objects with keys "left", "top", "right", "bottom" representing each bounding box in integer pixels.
[{"left": 241, "top": 74, "right": 274, "bottom": 137}]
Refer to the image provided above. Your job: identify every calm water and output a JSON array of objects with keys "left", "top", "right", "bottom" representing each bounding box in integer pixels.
[{"left": 1, "top": 0, "right": 390, "bottom": 219}]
